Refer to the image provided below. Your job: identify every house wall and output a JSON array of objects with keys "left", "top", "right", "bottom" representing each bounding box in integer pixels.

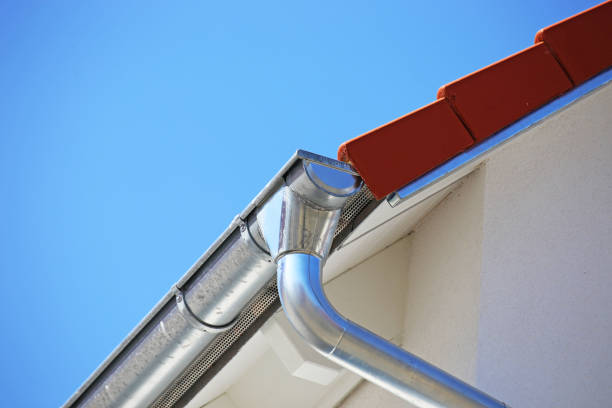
[
  {"left": 476, "top": 80, "right": 612, "bottom": 407},
  {"left": 339, "top": 81, "right": 612, "bottom": 408}
]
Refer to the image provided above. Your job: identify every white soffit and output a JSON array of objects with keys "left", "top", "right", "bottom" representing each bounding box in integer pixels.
[
  {"left": 323, "top": 182, "right": 458, "bottom": 282},
  {"left": 184, "top": 332, "right": 269, "bottom": 408}
]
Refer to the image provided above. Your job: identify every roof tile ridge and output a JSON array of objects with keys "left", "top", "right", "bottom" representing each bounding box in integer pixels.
[{"left": 536, "top": 39, "right": 576, "bottom": 87}]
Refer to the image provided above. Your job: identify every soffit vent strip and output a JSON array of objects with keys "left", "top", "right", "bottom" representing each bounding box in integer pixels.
[{"left": 152, "top": 281, "right": 280, "bottom": 408}]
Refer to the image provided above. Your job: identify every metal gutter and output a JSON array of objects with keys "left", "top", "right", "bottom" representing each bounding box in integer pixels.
[
  {"left": 63, "top": 151, "right": 358, "bottom": 408},
  {"left": 388, "top": 66, "right": 612, "bottom": 207}
]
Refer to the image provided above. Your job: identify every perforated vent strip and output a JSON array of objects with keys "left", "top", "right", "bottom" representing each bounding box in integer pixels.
[
  {"left": 331, "top": 186, "right": 378, "bottom": 251},
  {"left": 152, "top": 283, "right": 280, "bottom": 408},
  {"left": 334, "top": 186, "right": 374, "bottom": 238},
  {"left": 152, "top": 186, "right": 377, "bottom": 408}
]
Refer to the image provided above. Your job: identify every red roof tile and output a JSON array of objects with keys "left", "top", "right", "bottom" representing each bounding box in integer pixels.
[
  {"left": 535, "top": 1, "right": 612, "bottom": 85},
  {"left": 437, "top": 43, "right": 572, "bottom": 142},
  {"left": 337, "top": 99, "right": 473, "bottom": 200},
  {"left": 338, "top": 1, "right": 612, "bottom": 199}
]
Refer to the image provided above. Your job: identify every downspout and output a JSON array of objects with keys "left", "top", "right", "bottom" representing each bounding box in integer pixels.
[{"left": 258, "top": 161, "right": 508, "bottom": 408}]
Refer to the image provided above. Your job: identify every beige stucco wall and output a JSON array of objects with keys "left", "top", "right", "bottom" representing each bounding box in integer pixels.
[
  {"left": 401, "top": 167, "right": 485, "bottom": 385},
  {"left": 476, "top": 81, "right": 612, "bottom": 407},
  {"left": 339, "top": 81, "right": 612, "bottom": 408}
]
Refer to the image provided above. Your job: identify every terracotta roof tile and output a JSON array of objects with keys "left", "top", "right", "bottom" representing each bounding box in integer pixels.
[
  {"left": 338, "top": 1, "right": 612, "bottom": 199},
  {"left": 337, "top": 99, "right": 472, "bottom": 200},
  {"left": 535, "top": 1, "right": 612, "bottom": 85},
  {"left": 437, "top": 42, "right": 572, "bottom": 142}
]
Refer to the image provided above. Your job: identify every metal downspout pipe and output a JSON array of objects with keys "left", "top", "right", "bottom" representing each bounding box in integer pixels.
[{"left": 259, "top": 162, "right": 509, "bottom": 408}]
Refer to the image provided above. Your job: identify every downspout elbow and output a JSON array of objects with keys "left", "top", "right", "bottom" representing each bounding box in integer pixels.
[
  {"left": 277, "top": 252, "right": 508, "bottom": 408},
  {"left": 277, "top": 254, "right": 347, "bottom": 355}
]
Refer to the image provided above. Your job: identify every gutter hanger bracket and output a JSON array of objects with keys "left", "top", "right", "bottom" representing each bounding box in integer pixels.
[{"left": 174, "top": 287, "right": 237, "bottom": 334}]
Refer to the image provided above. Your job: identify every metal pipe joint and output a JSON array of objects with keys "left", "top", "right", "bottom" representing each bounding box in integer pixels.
[{"left": 257, "top": 159, "right": 361, "bottom": 260}]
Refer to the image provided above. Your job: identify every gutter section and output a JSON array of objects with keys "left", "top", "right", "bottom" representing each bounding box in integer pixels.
[
  {"left": 68, "top": 218, "right": 275, "bottom": 408},
  {"left": 63, "top": 151, "right": 358, "bottom": 408}
]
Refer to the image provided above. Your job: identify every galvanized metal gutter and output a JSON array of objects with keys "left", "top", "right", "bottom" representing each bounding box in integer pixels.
[{"left": 63, "top": 151, "right": 358, "bottom": 408}]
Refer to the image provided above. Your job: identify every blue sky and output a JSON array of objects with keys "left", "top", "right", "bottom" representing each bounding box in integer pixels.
[{"left": 0, "top": 1, "right": 599, "bottom": 406}]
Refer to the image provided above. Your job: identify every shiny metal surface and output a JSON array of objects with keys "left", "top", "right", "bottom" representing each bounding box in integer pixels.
[
  {"left": 182, "top": 218, "right": 274, "bottom": 326},
  {"left": 64, "top": 151, "right": 358, "bottom": 408},
  {"left": 238, "top": 150, "right": 358, "bottom": 221},
  {"left": 78, "top": 303, "right": 217, "bottom": 407},
  {"left": 73, "top": 221, "right": 275, "bottom": 408},
  {"left": 84, "top": 308, "right": 217, "bottom": 407},
  {"left": 278, "top": 254, "right": 508, "bottom": 408},
  {"left": 305, "top": 162, "right": 360, "bottom": 197},
  {"left": 152, "top": 282, "right": 280, "bottom": 408},
  {"left": 257, "top": 160, "right": 361, "bottom": 260},
  {"left": 287, "top": 160, "right": 363, "bottom": 209},
  {"left": 257, "top": 188, "right": 342, "bottom": 260},
  {"left": 175, "top": 288, "right": 236, "bottom": 333},
  {"left": 388, "top": 66, "right": 612, "bottom": 207}
]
